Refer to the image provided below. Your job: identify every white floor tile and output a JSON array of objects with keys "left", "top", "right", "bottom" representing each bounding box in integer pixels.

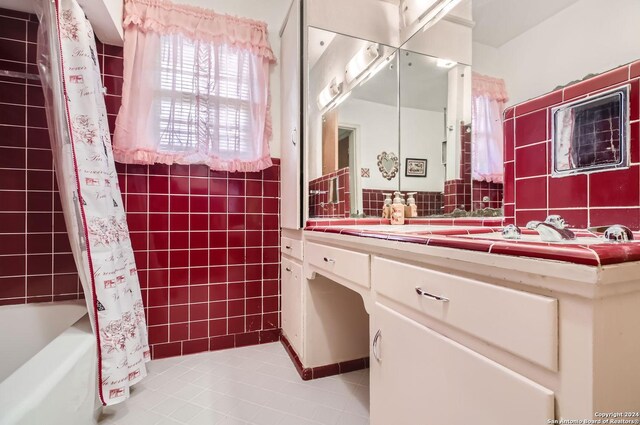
[
  {"left": 149, "top": 396, "right": 188, "bottom": 416},
  {"left": 98, "top": 342, "right": 370, "bottom": 425},
  {"left": 169, "top": 402, "right": 205, "bottom": 423},
  {"left": 187, "top": 408, "right": 227, "bottom": 425},
  {"left": 249, "top": 407, "right": 286, "bottom": 425}
]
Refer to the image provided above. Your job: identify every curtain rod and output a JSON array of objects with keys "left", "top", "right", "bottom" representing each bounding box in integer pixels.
[{"left": 0, "top": 69, "right": 40, "bottom": 81}]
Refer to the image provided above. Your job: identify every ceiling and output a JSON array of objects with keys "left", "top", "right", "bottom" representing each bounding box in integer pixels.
[
  {"left": 308, "top": 28, "right": 337, "bottom": 70},
  {"left": 473, "top": 0, "right": 581, "bottom": 47}
]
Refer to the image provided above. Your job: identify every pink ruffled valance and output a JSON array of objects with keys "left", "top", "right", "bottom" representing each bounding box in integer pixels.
[
  {"left": 473, "top": 72, "right": 509, "bottom": 102},
  {"left": 124, "top": 0, "right": 276, "bottom": 62},
  {"left": 114, "top": 0, "right": 276, "bottom": 173}
]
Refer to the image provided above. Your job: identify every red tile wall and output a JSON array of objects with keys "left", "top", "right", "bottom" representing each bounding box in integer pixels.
[
  {"left": 444, "top": 124, "right": 473, "bottom": 213},
  {"left": 0, "top": 9, "right": 282, "bottom": 358},
  {"left": 456, "top": 122, "right": 504, "bottom": 212},
  {"left": 472, "top": 180, "right": 503, "bottom": 210},
  {"left": 444, "top": 179, "right": 469, "bottom": 213},
  {"left": 504, "top": 60, "right": 640, "bottom": 229},
  {"left": 362, "top": 189, "right": 443, "bottom": 217},
  {"left": 0, "top": 9, "right": 83, "bottom": 305},
  {"left": 309, "top": 167, "right": 350, "bottom": 218}
]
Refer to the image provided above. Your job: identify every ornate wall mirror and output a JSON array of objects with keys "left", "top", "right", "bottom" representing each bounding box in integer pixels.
[{"left": 377, "top": 151, "right": 400, "bottom": 180}]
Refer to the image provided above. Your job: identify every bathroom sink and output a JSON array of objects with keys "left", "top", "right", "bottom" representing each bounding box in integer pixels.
[
  {"left": 459, "top": 231, "right": 621, "bottom": 245},
  {"left": 345, "top": 225, "right": 490, "bottom": 235}
]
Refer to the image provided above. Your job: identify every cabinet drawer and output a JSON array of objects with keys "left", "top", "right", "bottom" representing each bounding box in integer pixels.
[
  {"left": 281, "top": 237, "right": 303, "bottom": 261},
  {"left": 372, "top": 256, "right": 558, "bottom": 370},
  {"left": 306, "top": 242, "right": 370, "bottom": 288}
]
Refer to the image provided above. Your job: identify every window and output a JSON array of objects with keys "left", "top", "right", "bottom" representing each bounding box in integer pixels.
[
  {"left": 157, "top": 35, "right": 253, "bottom": 157},
  {"left": 112, "top": 0, "right": 276, "bottom": 172}
]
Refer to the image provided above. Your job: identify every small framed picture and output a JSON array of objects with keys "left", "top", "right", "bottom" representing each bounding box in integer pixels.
[{"left": 405, "top": 158, "right": 427, "bottom": 177}]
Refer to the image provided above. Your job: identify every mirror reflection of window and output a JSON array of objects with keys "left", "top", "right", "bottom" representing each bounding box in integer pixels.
[{"left": 471, "top": 73, "right": 508, "bottom": 184}]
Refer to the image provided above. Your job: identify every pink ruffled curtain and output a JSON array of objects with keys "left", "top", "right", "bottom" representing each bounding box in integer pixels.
[
  {"left": 113, "top": 0, "right": 276, "bottom": 172},
  {"left": 472, "top": 72, "right": 509, "bottom": 183}
]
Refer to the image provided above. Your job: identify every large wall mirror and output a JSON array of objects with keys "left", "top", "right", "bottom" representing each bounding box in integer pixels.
[
  {"left": 307, "top": 0, "right": 640, "bottom": 219},
  {"left": 308, "top": 27, "right": 399, "bottom": 218}
]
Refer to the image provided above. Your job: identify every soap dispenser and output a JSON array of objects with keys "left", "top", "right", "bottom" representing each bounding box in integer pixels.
[
  {"left": 382, "top": 193, "right": 392, "bottom": 219},
  {"left": 406, "top": 192, "right": 418, "bottom": 218},
  {"left": 390, "top": 191, "right": 405, "bottom": 225}
]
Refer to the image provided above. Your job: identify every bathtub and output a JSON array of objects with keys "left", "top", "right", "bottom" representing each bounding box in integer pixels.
[{"left": 0, "top": 300, "right": 99, "bottom": 425}]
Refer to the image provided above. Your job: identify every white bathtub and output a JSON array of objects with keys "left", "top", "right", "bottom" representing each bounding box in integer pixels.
[{"left": 0, "top": 300, "right": 100, "bottom": 425}]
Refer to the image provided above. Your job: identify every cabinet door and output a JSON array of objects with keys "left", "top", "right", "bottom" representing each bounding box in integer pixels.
[
  {"left": 280, "top": 0, "right": 302, "bottom": 230},
  {"left": 281, "top": 258, "right": 303, "bottom": 355},
  {"left": 370, "top": 304, "right": 554, "bottom": 425}
]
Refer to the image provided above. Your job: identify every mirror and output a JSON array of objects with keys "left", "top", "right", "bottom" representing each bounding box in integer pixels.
[
  {"left": 308, "top": 27, "right": 399, "bottom": 218},
  {"left": 307, "top": 0, "right": 640, "bottom": 219},
  {"left": 398, "top": 50, "right": 463, "bottom": 216},
  {"left": 377, "top": 151, "right": 400, "bottom": 180}
]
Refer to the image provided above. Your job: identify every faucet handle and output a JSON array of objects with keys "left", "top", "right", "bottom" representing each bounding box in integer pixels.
[
  {"left": 502, "top": 224, "right": 522, "bottom": 240},
  {"left": 545, "top": 215, "right": 568, "bottom": 229},
  {"left": 604, "top": 225, "right": 634, "bottom": 243}
]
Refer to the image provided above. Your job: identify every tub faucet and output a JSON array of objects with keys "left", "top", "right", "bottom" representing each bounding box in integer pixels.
[{"left": 526, "top": 215, "right": 576, "bottom": 242}]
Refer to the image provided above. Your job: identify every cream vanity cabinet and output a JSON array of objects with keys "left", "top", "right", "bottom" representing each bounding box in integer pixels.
[
  {"left": 369, "top": 255, "right": 556, "bottom": 424},
  {"left": 281, "top": 234, "right": 304, "bottom": 355},
  {"left": 370, "top": 304, "right": 554, "bottom": 425}
]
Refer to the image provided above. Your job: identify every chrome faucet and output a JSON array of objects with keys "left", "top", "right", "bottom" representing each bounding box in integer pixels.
[{"left": 526, "top": 215, "right": 576, "bottom": 242}]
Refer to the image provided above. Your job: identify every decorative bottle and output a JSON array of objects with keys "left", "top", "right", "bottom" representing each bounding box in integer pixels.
[
  {"left": 406, "top": 192, "right": 418, "bottom": 218},
  {"left": 382, "top": 193, "right": 392, "bottom": 218},
  {"left": 390, "top": 191, "right": 405, "bottom": 225}
]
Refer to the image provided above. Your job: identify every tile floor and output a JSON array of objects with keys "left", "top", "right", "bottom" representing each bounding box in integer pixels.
[{"left": 98, "top": 342, "right": 370, "bottom": 425}]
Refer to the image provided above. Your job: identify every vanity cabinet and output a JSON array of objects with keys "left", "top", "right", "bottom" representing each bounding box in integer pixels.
[
  {"left": 370, "top": 303, "right": 555, "bottom": 425},
  {"left": 281, "top": 256, "right": 303, "bottom": 355},
  {"left": 306, "top": 242, "right": 371, "bottom": 289},
  {"left": 372, "top": 256, "right": 558, "bottom": 370},
  {"left": 301, "top": 232, "right": 640, "bottom": 421}
]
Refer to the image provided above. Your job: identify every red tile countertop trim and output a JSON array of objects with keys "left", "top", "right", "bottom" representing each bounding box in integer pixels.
[{"left": 304, "top": 225, "right": 640, "bottom": 267}]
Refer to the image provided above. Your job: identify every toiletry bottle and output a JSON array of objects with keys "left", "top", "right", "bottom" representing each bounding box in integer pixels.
[
  {"left": 390, "top": 191, "right": 405, "bottom": 225},
  {"left": 406, "top": 192, "right": 418, "bottom": 218},
  {"left": 382, "top": 193, "right": 392, "bottom": 218}
]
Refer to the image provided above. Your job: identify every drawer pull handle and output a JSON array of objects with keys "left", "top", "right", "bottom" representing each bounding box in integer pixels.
[
  {"left": 323, "top": 257, "right": 335, "bottom": 264},
  {"left": 285, "top": 267, "right": 292, "bottom": 272},
  {"left": 285, "top": 245, "right": 292, "bottom": 249},
  {"left": 373, "top": 329, "right": 382, "bottom": 362},
  {"left": 415, "top": 287, "right": 449, "bottom": 302}
]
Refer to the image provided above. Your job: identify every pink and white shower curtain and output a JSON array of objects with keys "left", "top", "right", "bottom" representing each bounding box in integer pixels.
[{"left": 37, "top": 0, "right": 149, "bottom": 406}]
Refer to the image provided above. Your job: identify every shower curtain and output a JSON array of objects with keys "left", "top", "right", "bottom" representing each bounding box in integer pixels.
[{"left": 37, "top": 0, "right": 149, "bottom": 406}]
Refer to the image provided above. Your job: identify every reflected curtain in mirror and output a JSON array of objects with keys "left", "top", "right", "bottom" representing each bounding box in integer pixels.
[{"left": 471, "top": 72, "right": 508, "bottom": 183}]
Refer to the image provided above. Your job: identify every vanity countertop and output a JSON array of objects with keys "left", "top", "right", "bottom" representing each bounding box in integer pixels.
[{"left": 304, "top": 218, "right": 640, "bottom": 267}]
